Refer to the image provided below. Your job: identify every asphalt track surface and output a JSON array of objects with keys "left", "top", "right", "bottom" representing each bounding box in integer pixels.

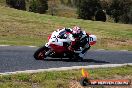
[{"left": 0, "top": 46, "right": 132, "bottom": 73}]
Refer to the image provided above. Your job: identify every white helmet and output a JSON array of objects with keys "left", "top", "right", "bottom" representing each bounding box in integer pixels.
[
  {"left": 72, "top": 26, "right": 82, "bottom": 38},
  {"left": 89, "top": 34, "right": 97, "bottom": 45}
]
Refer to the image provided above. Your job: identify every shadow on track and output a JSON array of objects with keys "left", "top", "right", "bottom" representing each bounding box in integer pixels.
[{"left": 43, "top": 58, "right": 109, "bottom": 63}]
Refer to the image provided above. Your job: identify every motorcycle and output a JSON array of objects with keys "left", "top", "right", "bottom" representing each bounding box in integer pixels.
[{"left": 34, "top": 32, "right": 97, "bottom": 61}]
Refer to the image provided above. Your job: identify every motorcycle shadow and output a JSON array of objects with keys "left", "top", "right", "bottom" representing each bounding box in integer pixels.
[{"left": 43, "top": 58, "right": 110, "bottom": 63}]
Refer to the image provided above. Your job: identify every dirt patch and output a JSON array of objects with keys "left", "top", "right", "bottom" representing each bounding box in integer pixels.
[
  {"left": 69, "top": 80, "right": 83, "bottom": 88},
  {"left": 98, "top": 37, "right": 132, "bottom": 50}
]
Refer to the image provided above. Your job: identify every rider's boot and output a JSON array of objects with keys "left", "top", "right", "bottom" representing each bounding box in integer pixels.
[{"left": 78, "top": 46, "right": 91, "bottom": 61}]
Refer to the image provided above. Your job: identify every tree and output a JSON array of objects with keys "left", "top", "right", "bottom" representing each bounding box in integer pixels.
[
  {"left": 95, "top": 10, "right": 106, "bottom": 22},
  {"left": 128, "top": 6, "right": 132, "bottom": 24},
  {"left": 29, "top": 0, "right": 48, "bottom": 14},
  {"left": 6, "top": 0, "right": 48, "bottom": 14},
  {"left": 106, "top": 0, "right": 123, "bottom": 23},
  {"left": 38, "top": 0, "right": 48, "bottom": 13},
  {"left": 77, "top": 0, "right": 101, "bottom": 20},
  {"left": 106, "top": 0, "right": 132, "bottom": 23},
  {"left": 29, "top": 0, "right": 38, "bottom": 12},
  {"left": 6, "top": 0, "right": 26, "bottom": 10}
]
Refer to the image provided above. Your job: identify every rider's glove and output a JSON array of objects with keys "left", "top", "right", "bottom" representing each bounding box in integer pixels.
[
  {"left": 68, "top": 41, "right": 76, "bottom": 52},
  {"left": 68, "top": 46, "right": 74, "bottom": 52}
]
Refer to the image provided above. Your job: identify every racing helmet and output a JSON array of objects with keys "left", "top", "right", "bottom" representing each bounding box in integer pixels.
[{"left": 72, "top": 26, "right": 82, "bottom": 38}]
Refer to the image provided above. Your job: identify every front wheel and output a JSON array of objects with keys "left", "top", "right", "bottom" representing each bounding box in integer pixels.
[{"left": 34, "top": 46, "right": 49, "bottom": 60}]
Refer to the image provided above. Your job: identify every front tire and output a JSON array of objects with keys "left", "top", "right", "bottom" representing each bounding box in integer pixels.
[{"left": 34, "top": 46, "right": 49, "bottom": 60}]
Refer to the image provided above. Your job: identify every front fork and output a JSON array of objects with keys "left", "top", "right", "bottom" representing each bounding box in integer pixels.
[{"left": 44, "top": 43, "right": 52, "bottom": 56}]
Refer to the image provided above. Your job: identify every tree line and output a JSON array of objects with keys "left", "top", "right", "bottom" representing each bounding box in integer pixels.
[
  {"left": 6, "top": 0, "right": 48, "bottom": 14},
  {"left": 6, "top": 0, "right": 132, "bottom": 24},
  {"left": 76, "top": 0, "right": 132, "bottom": 23}
]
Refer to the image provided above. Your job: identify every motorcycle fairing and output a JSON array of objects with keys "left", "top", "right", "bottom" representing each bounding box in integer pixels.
[{"left": 49, "top": 44, "right": 68, "bottom": 54}]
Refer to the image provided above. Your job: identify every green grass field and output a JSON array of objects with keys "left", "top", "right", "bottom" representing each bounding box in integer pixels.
[
  {"left": 0, "top": 5, "right": 132, "bottom": 50},
  {"left": 0, "top": 65, "right": 132, "bottom": 88}
]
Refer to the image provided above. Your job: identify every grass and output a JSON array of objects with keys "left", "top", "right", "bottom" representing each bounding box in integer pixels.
[
  {"left": 47, "top": 0, "right": 77, "bottom": 18},
  {"left": 0, "top": 5, "right": 132, "bottom": 50},
  {"left": 0, "top": 0, "right": 6, "bottom": 5},
  {"left": 0, "top": 65, "right": 132, "bottom": 88}
]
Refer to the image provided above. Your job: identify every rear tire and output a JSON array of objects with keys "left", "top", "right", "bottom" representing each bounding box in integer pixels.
[
  {"left": 73, "top": 54, "right": 83, "bottom": 61},
  {"left": 34, "top": 46, "right": 49, "bottom": 60}
]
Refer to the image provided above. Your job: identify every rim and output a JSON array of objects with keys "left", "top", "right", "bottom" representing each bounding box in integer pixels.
[{"left": 38, "top": 51, "right": 45, "bottom": 60}]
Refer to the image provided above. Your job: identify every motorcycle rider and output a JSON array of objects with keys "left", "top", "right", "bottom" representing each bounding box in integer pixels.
[
  {"left": 45, "top": 26, "right": 90, "bottom": 60},
  {"left": 68, "top": 26, "right": 90, "bottom": 59}
]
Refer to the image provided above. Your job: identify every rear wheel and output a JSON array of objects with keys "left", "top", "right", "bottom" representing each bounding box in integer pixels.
[
  {"left": 73, "top": 53, "right": 83, "bottom": 61},
  {"left": 34, "top": 46, "right": 49, "bottom": 60}
]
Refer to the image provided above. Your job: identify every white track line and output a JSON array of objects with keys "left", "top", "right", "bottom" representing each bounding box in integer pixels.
[
  {"left": 96, "top": 49, "right": 105, "bottom": 51},
  {"left": 27, "top": 46, "right": 37, "bottom": 48},
  {"left": 0, "top": 63, "right": 132, "bottom": 75},
  {"left": 0, "top": 45, "right": 10, "bottom": 47},
  {"left": 120, "top": 50, "right": 129, "bottom": 51}
]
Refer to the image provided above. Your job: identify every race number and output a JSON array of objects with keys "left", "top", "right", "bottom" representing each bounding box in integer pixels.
[{"left": 89, "top": 37, "right": 93, "bottom": 42}]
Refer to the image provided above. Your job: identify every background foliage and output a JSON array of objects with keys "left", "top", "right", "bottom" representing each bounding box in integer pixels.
[{"left": 4, "top": 0, "right": 132, "bottom": 24}]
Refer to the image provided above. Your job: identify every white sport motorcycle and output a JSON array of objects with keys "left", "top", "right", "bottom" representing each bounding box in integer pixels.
[{"left": 34, "top": 32, "right": 97, "bottom": 61}]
